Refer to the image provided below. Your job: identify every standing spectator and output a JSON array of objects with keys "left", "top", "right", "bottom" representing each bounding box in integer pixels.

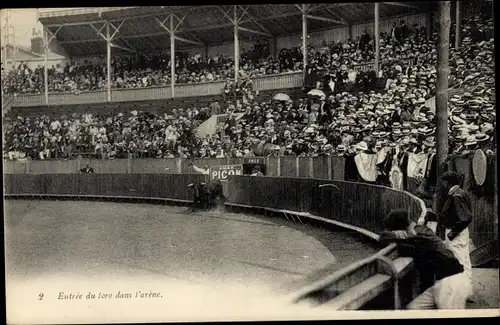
[
  {"left": 390, "top": 22, "right": 402, "bottom": 44},
  {"left": 400, "top": 20, "right": 409, "bottom": 39},
  {"left": 435, "top": 171, "right": 474, "bottom": 299},
  {"left": 211, "top": 101, "right": 221, "bottom": 116},
  {"left": 79, "top": 163, "right": 95, "bottom": 173},
  {"left": 359, "top": 29, "right": 371, "bottom": 51},
  {"left": 379, "top": 209, "right": 470, "bottom": 309}
]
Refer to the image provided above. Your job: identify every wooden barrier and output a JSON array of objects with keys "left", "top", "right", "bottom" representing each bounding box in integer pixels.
[
  {"left": 4, "top": 173, "right": 207, "bottom": 203},
  {"left": 10, "top": 72, "right": 304, "bottom": 108},
  {"left": 4, "top": 154, "right": 495, "bottom": 247},
  {"left": 3, "top": 172, "right": 436, "bottom": 310},
  {"left": 225, "top": 175, "right": 427, "bottom": 310}
]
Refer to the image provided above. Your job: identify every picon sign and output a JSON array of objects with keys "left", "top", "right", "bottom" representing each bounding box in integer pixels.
[{"left": 209, "top": 165, "right": 243, "bottom": 181}]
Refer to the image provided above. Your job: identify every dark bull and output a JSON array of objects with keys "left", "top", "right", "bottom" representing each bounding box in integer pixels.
[{"left": 187, "top": 180, "right": 225, "bottom": 212}]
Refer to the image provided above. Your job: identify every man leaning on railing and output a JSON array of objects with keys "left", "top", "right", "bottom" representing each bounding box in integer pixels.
[{"left": 379, "top": 209, "right": 471, "bottom": 309}]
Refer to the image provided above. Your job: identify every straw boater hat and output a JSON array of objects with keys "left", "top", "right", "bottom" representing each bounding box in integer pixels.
[
  {"left": 355, "top": 141, "right": 369, "bottom": 152},
  {"left": 472, "top": 149, "right": 488, "bottom": 186}
]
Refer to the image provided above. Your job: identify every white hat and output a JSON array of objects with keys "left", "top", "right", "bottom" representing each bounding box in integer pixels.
[
  {"left": 464, "top": 135, "right": 478, "bottom": 146},
  {"left": 355, "top": 141, "right": 368, "bottom": 151}
]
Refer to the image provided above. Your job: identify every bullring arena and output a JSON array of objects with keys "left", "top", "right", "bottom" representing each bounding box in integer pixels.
[{"left": 2, "top": 3, "right": 499, "bottom": 323}]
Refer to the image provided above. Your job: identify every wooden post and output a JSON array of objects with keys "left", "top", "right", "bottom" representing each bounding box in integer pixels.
[
  {"left": 170, "top": 15, "right": 176, "bottom": 98},
  {"left": 327, "top": 156, "right": 332, "bottom": 180},
  {"left": 436, "top": 1, "right": 451, "bottom": 179},
  {"left": 374, "top": 3, "right": 380, "bottom": 74},
  {"left": 302, "top": 4, "right": 308, "bottom": 86},
  {"left": 309, "top": 157, "right": 314, "bottom": 178},
  {"left": 106, "top": 22, "right": 111, "bottom": 103},
  {"left": 127, "top": 153, "right": 133, "bottom": 173},
  {"left": 426, "top": 11, "right": 432, "bottom": 39},
  {"left": 177, "top": 158, "right": 182, "bottom": 174},
  {"left": 234, "top": 6, "right": 239, "bottom": 82},
  {"left": 276, "top": 156, "right": 281, "bottom": 177},
  {"left": 296, "top": 157, "right": 300, "bottom": 177},
  {"left": 273, "top": 37, "right": 278, "bottom": 58},
  {"left": 43, "top": 27, "right": 49, "bottom": 105},
  {"left": 455, "top": 1, "right": 460, "bottom": 48},
  {"left": 77, "top": 155, "right": 82, "bottom": 172}
]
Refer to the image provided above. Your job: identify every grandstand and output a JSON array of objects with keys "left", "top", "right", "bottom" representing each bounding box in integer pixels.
[
  {"left": 2, "top": 2, "right": 498, "bottom": 318},
  {"left": 6, "top": 3, "right": 434, "bottom": 108}
]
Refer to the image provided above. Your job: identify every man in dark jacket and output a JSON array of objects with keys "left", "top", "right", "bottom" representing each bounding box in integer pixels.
[
  {"left": 359, "top": 29, "right": 371, "bottom": 51},
  {"left": 400, "top": 20, "right": 409, "bottom": 39},
  {"left": 379, "top": 209, "right": 470, "bottom": 309},
  {"left": 79, "top": 163, "right": 94, "bottom": 173},
  {"left": 390, "top": 22, "right": 402, "bottom": 44},
  {"left": 436, "top": 171, "right": 474, "bottom": 298}
]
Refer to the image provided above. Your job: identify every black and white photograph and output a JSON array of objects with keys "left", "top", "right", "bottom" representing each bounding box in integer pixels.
[{"left": 2, "top": 2, "right": 499, "bottom": 323}]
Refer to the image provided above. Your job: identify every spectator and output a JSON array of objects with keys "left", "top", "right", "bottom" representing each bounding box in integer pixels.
[
  {"left": 435, "top": 171, "right": 474, "bottom": 299},
  {"left": 400, "top": 20, "right": 409, "bottom": 39},
  {"left": 79, "top": 163, "right": 95, "bottom": 173},
  {"left": 379, "top": 209, "right": 471, "bottom": 309}
]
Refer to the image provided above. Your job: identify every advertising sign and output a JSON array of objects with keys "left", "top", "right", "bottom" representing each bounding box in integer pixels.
[{"left": 209, "top": 165, "right": 243, "bottom": 181}]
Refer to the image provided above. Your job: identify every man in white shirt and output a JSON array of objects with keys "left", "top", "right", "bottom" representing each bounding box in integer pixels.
[{"left": 190, "top": 163, "right": 210, "bottom": 175}]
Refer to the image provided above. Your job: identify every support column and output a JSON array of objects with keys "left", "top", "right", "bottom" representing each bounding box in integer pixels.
[
  {"left": 455, "top": 1, "right": 461, "bottom": 48},
  {"left": 374, "top": 3, "right": 380, "bottom": 74},
  {"left": 436, "top": 1, "right": 451, "bottom": 178},
  {"left": 426, "top": 11, "right": 432, "bottom": 39},
  {"left": 170, "top": 14, "right": 175, "bottom": 98},
  {"left": 273, "top": 38, "right": 278, "bottom": 58},
  {"left": 234, "top": 6, "right": 239, "bottom": 82},
  {"left": 43, "top": 27, "right": 49, "bottom": 105},
  {"left": 106, "top": 23, "right": 111, "bottom": 103},
  {"left": 302, "top": 4, "right": 308, "bottom": 84},
  {"left": 348, "top": 22, "right": 353, "bottom": 41}
]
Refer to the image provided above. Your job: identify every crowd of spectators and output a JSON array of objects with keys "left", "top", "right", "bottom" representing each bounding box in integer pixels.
[
  {"left": 2, "top": 12, "right": 493, "bottom": 96},
  {"left": 1, "top": 39, "right": 299, "bottom": 95},
  {"left": 3, "top": 11, "right": 495, "bottom": 161},
  {"left": 3, "top": 106, "right": 212, "bottom": 160}
]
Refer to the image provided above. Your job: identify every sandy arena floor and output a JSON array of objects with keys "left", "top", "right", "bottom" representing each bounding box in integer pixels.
[{"left": 4, "top": 199, "right": 377, "bottom": 323}]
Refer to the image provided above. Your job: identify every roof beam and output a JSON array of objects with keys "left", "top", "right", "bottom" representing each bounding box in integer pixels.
[
  {"left": 110, "top": 42, "right": 136, "bottom": 53},
  {"left": 217, "top": 6, "right": 235, "bottom": 24},
  {"left": 237, "top": 7, "right": 275, "bottom": 37},
  {"left": 45, "top": 20, "right": 107, "bottom": 28},
  {"left": 238, "top": 26, "right": 273, "bottom": 38},
  {"left": 295, "top": 4, "right": 310, "bottom": 13},
  {"left": 179, "top": 22, "right": 235, "bottom": 33},
  {"left": 174, "top": 35, "right": 203, "bottom": 46},
  {"left": 117, "top": 35, "right": 136, "bottom": 51},
  {"left": 181, "top": 31, "right": 205, "bottom": 46},
  {"left": 384, "top": 2, "right": 419, "bottom": 9},
  {"left": 239, "top": 11, "right": 302, "bottom": 24},
  {"left": 324, "top": 7, "right": 348, "bottom": 25},
  {"left": 306, "top": 14, "right": 348, "bottom": 25}
]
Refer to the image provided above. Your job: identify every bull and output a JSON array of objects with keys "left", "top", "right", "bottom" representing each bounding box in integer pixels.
[{"left": 187, "top": 180, "right": 225, "bottom": 212}]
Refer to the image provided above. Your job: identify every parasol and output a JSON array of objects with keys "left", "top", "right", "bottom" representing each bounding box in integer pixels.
[
  {"left": 307, "top": 89, "right": 326, "bottom": 98},
  {"left": 273, "top": 93, "right": 291, "bottom": 102}
]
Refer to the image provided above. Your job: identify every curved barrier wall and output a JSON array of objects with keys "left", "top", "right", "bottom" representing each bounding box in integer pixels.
[
  {"left": 3, "top": 174, "right": 207, "bottom": 203},
  {"left": 4, "top": 173, "right": 426, "bottom": 310},
  {"left": 226, "top": 175, "right": 427, "bottom": 310},
  {"left": 226, "top": 176, "right": 425, "bottom": 235},
  {"left": 6, "top": 154, "right": 494, "bottom": 247}
]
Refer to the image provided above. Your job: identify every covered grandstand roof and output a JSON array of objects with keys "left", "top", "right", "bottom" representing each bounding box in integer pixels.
[{"left": 38, "top": 3, "right": 436, "bottom": 57}]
